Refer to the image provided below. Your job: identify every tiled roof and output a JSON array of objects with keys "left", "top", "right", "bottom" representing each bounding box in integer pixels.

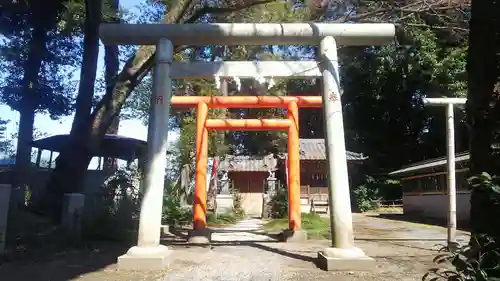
[
  {"left": 218, "top": 139, "right": 367, "bottom": 172},
  {"left": 299, "top": 138, "right": 367, "bottom": 161},
  {"left": 389, "top": 152, "right": 470, "bottom": 176},
  {"left": 218, "top": 154, "right": 278, "bottom": 172}
]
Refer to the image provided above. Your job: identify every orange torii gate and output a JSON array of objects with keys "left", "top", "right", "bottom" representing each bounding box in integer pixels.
[{"left": 171, "top": 96, "right": 322, "bottom": 241}]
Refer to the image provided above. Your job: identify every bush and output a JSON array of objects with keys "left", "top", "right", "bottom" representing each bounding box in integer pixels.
[
  {"left": 207, "top": 212, "right": 239, "bottom": 226},
  {"left": 229, "top": 183, "right": 245, "bottom": 219},
  {"left": 162, "top": 198, "right": 192, "bottom": 227},
  {"left": 269, "top": 185, "right": 288, "bottom": 218},
  {"left": 353, "top": 176, "right": 401, "bottom": 212},
  {"left": 423, "top": 172, "right": 500, "bottom": 281},
  {"left": 423, "top": 235, "right": 500, "bottom": 281},
  {"left": 82, "top": 165, "right": 142, "bottom": 241},
  {"left": 162, "top": 180, "right": 192, "bottom": 227}
]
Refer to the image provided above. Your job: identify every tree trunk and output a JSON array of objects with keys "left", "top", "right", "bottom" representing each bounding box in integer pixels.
[
  {"left": 41, "top": 0, "right": 102, "bottom": 221},
  {"left": 12, "top": 23, "right": 48, "bottom": 207},
  {"left": 466, "top": 0, "right": 500, "bottom": 237},
  {"left": 103, "top": 0, "right": 120, "bottom": 171},
  {"left": 12, "top": 104, "right": 36, "bottom": 207},
  {"left": 70, "top": 0, "right": 102, "bottom": 135}
]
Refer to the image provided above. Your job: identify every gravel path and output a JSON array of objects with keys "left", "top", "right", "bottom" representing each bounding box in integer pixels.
[
  {"left": 0, "top": 214, "right": 470, "bottom": 281},
  {"left": 158, "top": 215, "right": 469, "bottom": 281}
]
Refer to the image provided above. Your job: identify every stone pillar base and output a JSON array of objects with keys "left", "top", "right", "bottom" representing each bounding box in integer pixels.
[
  {"left": 188, "top": 228, "right": 211, "bottom": 244},
  {"left": 117, "top": 245, "right": 170, "bottom": 270},
  {"left": 317, "top": 247, "right": 375, "bottom": 271},
  {"left": 280, "top": 229, "right": 308, "bottom": 242}
]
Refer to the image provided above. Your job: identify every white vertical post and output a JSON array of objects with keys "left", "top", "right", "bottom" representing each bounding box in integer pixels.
[
  {"left": 320, "top": 36, "right": 354, "bottom": 249},
  {"left": 446, "top": 103, "right": 457, "bottom": 245},
  {"left": 318, "top": 36, "right": 373, "bottom": 271},
  {"left": 422, "top": 97, "right": 466, "bottom": 248},
  {"left": 118, "top": 39, "right": 173, "bottom": 269},
  {"left": 138, "top": 38, "right": 173, "bottom": 247}
]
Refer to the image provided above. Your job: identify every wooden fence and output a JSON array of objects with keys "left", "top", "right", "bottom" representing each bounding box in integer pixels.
[{"left": 300, "top": 185, "right": 329, "bottom": 201}]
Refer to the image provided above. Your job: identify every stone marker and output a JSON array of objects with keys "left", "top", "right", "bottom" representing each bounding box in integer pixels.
[{"left": 61, "top": 193, "right": 85, "bottom": 238}]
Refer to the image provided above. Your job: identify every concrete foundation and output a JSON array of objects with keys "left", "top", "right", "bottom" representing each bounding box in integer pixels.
[
  {"left": 280, "top": 229, "right": 308, "bottom": 242},
  {"left": 317, "top": 247, "right": 375, "bottom": 271},
  {"left": 0, "top": 184, "right": 11, "bottom": 254},
  {"left": 188, "top": 228, "right": 212, "bottom": 244},
  {"left": 117, "top": 245, "right": 170, "bottom": 270}
]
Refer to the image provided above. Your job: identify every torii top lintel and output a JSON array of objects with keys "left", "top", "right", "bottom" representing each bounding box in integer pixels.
[{"left": 99, "top": 23, "right": 396, "bottom": 46}]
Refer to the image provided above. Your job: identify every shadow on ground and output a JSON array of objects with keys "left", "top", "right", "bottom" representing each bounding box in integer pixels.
[
  {"left": 163, "top": 226, "right": 320, "bottom": 267},
  {"left": 0, "top": 239, "right": 133, "bottom": 281},
  {"left": 369, "top": 213, "right": 471, "bottom": 232},
  {"left": 0, "top": 209, "right": 140, "bottom": 281}
]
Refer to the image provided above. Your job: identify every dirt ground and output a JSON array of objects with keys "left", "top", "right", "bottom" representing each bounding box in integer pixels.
[{"left": 0, "top": 213, "right": 470, "bottom": 281}]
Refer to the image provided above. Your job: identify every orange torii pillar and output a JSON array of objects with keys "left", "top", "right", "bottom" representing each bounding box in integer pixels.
[{"left": 170, "top": 96, "right": 322, "bottom": 243}]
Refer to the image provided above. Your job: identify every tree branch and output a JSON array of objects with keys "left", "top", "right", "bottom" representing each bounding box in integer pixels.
[{"left": 185, "top": 0, "right": 275, "bottom": 24}]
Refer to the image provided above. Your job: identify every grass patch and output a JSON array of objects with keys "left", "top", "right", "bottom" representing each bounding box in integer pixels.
[
  {"left": 206, "top": 211, "right": 243, "bottom": 227},
  {"left": 263, "top": 212, "right": 331, "bottom": 239},
  {"left": 375, "top": 206, "right": 403, "bottom": 213}
]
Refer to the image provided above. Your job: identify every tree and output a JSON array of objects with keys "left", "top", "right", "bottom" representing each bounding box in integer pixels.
[
  {"left": 43, "top": 0, "right": 277, "bottom": 221},
  {"left": 340, "top": 25, "right": 468, "bottom": 172},
  {"left": 466, "top": 0, "right": 500, "bottom": 238},
  {"left": 37, "top": 0, "right": 106, "bottom": 219},
  {"left": 0, "top": 0, "right": 79, "bottom": 202}
]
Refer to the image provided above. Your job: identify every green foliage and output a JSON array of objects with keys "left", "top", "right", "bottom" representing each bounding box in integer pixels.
[
  {"left": 0, "top": 0, "right": 78, "bottom": 117},
  {"left": 269, "top": 185, "right": 289, "bottom": 219},
  {"left": 469, "top": 173, "right": 500, "bottom": 200},
  {"left": 423, "top": 173, "right": 500, "bottom": 281},
  {"left": 423, "top": 235, "right": 500, "bottom": 281},
  {"left": 0, "top": 119, "right": 9, "bottom": 155},
  {"left": 82, "top": 165, "right": 142, "bottom": 241},
  {"left": 263, "top": 212, "right": 330, "bottom": 239},
  {"left": 229, "top": 183, "right": 245, "bottom": 219},
  {"left": 162, "top": 180, "right": 192, "bottom": 227},
  {"left": 468, "top": 173, "right": 500, "bottom": 237},
  {"left": 353, "top": 176, "right": 381, "bottom": 212},
  {"left": 207, "top": 212, "right": 239, "bottom": 226},
  {"left": 353, "top": 176, "right": 402, "bottom": 212},
  {"left": 162, "top": 199, "right": 192, "bottom": 227},
  {"left": 341, "top": 24, "right": 468, "bottom": 171}
]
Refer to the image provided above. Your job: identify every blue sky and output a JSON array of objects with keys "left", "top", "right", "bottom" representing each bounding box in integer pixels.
[{"left": 1, "top": 0, "right": 179, "bottom": 164}]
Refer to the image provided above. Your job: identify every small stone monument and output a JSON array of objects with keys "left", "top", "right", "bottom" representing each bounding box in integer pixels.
[
  {"left": 219, "top": 171, "right": 230, "bottom": 194},
  {"left": 215, "top": 170, "right": 233, "bottom": 215},
  {"left": 61, "top": 193, "right": 85, "bottom": 239},
  {"left": 262, "top": 171, "right": 278, "bottom": 218},
  {"left": 266, "top": 170, "right": 277, "bottom": 196}
]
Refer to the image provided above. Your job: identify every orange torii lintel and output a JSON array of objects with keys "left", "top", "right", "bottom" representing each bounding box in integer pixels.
[
  {"left": 170, "top": 95, "right": 323, "bottom": 108},
  {"left": 183, "top": 96, "right": 315, "bottom": 233},
  {"left": 205, "top": 119, "right": 292, "bottom": 131}
]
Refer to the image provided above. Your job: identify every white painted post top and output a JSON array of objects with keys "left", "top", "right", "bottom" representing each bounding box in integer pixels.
[
  {"left": 99, "top": 23, "right": 396, "bottom": 46},
  {"left": 423, "top": 98, "right": 467, "bottom": 105}
]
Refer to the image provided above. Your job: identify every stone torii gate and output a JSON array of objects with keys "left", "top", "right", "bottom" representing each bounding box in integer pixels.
[{"left": 99, "top": 23, "right": 396, "bottom": 270}]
